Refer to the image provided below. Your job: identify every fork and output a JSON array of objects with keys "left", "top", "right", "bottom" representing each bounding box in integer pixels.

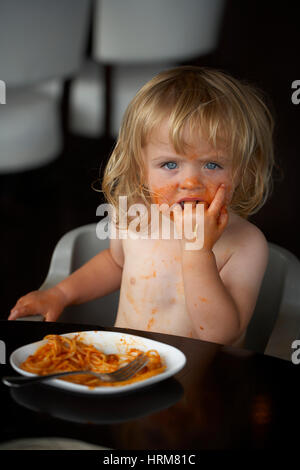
[{"left": 2, "top": 353, "right": 149, "bottom": 387}]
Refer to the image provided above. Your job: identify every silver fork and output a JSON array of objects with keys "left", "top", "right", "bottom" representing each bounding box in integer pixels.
[{"left": 2, "top": 353, "right": 149, "bottom": 387}]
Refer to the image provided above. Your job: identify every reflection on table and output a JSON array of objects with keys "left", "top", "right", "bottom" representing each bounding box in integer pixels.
[
  {"left": 10, "top": 377, "right": 183, "bottom": 425},
  {"left": 0, "top": 320, "right": 299, "bottom": 450}
]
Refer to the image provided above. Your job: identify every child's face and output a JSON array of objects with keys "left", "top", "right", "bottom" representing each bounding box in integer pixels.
[{"left": 143, "top": 120, "right": 235, "bottom": 213}]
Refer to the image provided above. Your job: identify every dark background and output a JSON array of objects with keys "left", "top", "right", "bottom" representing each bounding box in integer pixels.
[{"left": 1, "top": 0, "right": 299, "bottom": 319}]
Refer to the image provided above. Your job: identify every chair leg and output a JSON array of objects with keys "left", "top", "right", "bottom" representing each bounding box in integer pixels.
[
  {"left": 103, "top": 63, "right": 113, "bottom": 138},
  {"left": 61, "top": 78, "right": 72, "bottom": 136}
]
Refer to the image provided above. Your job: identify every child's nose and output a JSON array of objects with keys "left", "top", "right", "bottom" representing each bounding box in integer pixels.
[{"left": 179, "top": 176, "right": 203, "bottom": 190}]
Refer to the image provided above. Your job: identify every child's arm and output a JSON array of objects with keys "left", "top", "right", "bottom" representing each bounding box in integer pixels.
[
  {"left": 174, "top": 185, "right": 269, "bottom": 345},
  {"left": 8, "top": 238, "right": 124, "bottom": 322},
  {"left": 181, "top": 229, "right": 268, "bottom": 345}
]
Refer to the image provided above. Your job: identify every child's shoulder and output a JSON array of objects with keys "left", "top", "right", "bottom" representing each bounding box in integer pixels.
[
  {"left": 228, "top": 212, "right": 267, "bottom": 243},
  {"left": 219, "top": 211, "right": 269, "bottom": 263}
]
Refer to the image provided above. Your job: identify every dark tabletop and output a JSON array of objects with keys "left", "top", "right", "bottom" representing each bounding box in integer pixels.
[{"left": 0, "top": 319, "right": 299, "bottom": 450}]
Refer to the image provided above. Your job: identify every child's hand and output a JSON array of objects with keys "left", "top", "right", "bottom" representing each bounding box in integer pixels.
[
  {"left": 173, "top": 184, "right": 229, "bottom": 251},
  {"left": 8, "top": 286, "right": 67, "bottom": 322}
]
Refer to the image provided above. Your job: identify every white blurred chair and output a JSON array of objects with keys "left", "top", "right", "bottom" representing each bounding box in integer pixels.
[
  {"left": 0, "top": 83, "right": 63, "bottom": 172},
  {"left": 69, "top": 0, "right": 225, "bottom": 138},
  {"left": 69, "top": 61, "right": 168, "bottom": 138},
  {"left": 17, "top": 222, "right": 300, "bottom": 362},
  {"left": 67, "top": 62, "right": 105, "bottom": 138},
  {"left": 0, "top": 0, "right": 91, "bottom": 172}
]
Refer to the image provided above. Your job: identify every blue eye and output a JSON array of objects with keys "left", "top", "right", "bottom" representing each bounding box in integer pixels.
[
  {"left": 162, "top": 162, "right": 177, "bottom": 170},
  {"left": 204, "top": 162, "right": 221, "bottom": 170}
]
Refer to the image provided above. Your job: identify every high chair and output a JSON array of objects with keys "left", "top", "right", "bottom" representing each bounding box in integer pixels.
[
  {"left": 16, "top": 222, "right": 300, "bottom": 362},
  {"left": 40, "top": 223, "right": 120, "bottom": 328}
]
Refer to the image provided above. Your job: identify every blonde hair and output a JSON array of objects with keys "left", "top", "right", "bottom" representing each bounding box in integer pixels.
[{"left": 102, "top": 65, "right": 275, "bottom": 220}]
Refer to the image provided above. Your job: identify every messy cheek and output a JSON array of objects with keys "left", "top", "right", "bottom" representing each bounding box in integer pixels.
[
  {"left": 206, "top": 180, "right": 233, "bottom": 206},
  {"left": 151, "top": 184, "right": 178, "bottom": 209},
  {"left": 201, "top": 182, "right": 218, "bottom": 205}
]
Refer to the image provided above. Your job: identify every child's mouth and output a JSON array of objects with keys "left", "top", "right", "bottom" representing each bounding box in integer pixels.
[{"left": 178, "top": 200, "right": 204, "bottom": 209}]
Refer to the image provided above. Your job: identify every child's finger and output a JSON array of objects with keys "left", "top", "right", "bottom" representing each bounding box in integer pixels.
[
  {"left": 8, "top": 309, "right": 19, "bottom": 320},
  {"left": 218, "top": 206, "right": 229, "bottom": 229},
  {"left": 208, "top": 184, "right": 227, "bottom": 216},
  {"left": 8, "top": 306, "right": 30, "bottom": 320},
  {"left": 9, "top": 305, "right": 26, "bottom": 318},
  {"left": 45, "top": 310, "right": 58, "bottom": 322},
  {"left": 9, "top": 297, "right": 39, "bottom": 320}
]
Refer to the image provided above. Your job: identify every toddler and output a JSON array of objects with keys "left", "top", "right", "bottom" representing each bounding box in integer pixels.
[{"left": 9, "top": 66, "right": 274, "bottom": 347}]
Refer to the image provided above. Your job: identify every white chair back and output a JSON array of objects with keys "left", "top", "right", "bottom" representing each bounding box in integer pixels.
[
  {"left": 0, "top": 0, "right": 91, "bottom": 172},
  {"left": 93, "top": 0, "right": 225, "bottom": 63},
  {"left": 0, "top": 0, "right": 91, "bottom": 87}
]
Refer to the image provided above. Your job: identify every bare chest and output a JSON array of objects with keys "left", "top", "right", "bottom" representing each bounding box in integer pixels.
[{"left": 115, "top": 237, "right": 230, "bottom": 337}]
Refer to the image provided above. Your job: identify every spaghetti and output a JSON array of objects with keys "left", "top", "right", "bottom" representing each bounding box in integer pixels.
[{"left": 20, "top": 334, "right": 165, "bottom": 388}]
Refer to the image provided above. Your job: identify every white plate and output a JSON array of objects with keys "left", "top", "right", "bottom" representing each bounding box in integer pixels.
[{"left": 10, "top": 331, "right": 186, "bottom": 395}]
